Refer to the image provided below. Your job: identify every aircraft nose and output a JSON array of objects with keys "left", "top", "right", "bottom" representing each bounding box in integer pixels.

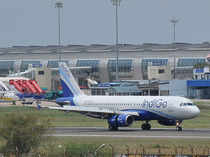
[{"left": 193, "top": 106, "right": 200, "bottom": 117}]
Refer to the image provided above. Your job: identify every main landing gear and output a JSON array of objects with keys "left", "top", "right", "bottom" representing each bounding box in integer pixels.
[
  {"left": 141, "top": 121, "right": 151, "bottom": 130},
  {"left": 176, "top": 121, "right": 182, "bottom": 131},
  {"left": 108, "top": 124, "right": 118, "bottom": 131}
]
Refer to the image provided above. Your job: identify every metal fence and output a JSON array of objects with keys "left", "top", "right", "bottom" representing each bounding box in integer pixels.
[{"left": 1, "top": 144, "right": 210, "bottom": 157}]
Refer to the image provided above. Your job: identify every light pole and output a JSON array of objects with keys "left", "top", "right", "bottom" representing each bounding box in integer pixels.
[
  {"left": 111, "top": 0, "right": 122, "bottom": 81},
  {"left": 170, "top": 17, "right": 179, "bottom": 79},
  {"left": 55, "top": 0, "right": 63, "bottom": 61},
  {"left": 170, "top": 17, "right": 179, "bottom": 43}
]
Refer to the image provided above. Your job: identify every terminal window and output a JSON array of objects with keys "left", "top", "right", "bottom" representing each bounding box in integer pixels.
[
  {"left": 38, "top": 71, "right": 44, "bottom": 75},
  {"left": 108, "top": 59, "right": 132, "bottom": 73},
  {"left": 76, "top": 60, "right": 100, "bottom": 73},
  {"left": 142, "top": 59, "right": 168, "bottom": 72},
  {"left": 177, "top": 58, "right": 205, "bottom": 67},
  {"left": 158, "top": 69, "right": 165, "bottom": 74}
]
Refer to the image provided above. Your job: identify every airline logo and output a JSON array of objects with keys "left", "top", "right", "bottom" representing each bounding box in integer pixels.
[
  {"left": 59, "top": 64, "right": 78, "bottom": 95},
  {"left": 141, "top": 99, "right": 168, "bottom": 109}
]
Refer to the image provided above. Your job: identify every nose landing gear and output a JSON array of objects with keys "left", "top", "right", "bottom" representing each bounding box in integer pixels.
[{"left": 176, "top": 121, "right": 182, "bottom": 131}]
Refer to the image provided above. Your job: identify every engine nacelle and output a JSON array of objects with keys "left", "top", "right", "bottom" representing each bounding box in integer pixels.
[
  {"left": 158, "top": 119, "right": 176, "bottom": 126},
  {"left": 108, "top": 114, "right": 134, "bottom": 127}
]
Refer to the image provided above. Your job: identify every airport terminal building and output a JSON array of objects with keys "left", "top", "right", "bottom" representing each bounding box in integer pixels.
[{"left": 0, "top": 42, "right": 210, "bottom": 95}]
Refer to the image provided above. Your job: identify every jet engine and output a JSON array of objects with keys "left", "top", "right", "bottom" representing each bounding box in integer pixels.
[
  {"left": 158, "top": 119, "right": 176, "bottom": 126},
  {"left": 108, "top": 114, "right": 134, "bottom": 127}
]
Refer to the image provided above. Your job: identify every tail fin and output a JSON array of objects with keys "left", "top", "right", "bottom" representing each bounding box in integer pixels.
[{"left": 59, "top": 62, "right": 84, "bottom": 97}]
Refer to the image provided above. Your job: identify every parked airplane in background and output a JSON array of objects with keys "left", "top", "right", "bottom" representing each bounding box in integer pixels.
[
  {"left": 0, "top": 76, "right": 44, "bottom": 104},
  {"left": 49, "top": 63, "right": 200, "bottom": 131},
  {"left": 0, "top": 80, "right": 19, "bottom": 102}
]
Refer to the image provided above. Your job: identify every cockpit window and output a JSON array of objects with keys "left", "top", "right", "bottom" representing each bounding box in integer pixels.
[
  {"left": 180, "top": 103, "right": 195, "bottom": 107},
  {"left": 187, "top": 103, "right": 194, "bottom": 106}
]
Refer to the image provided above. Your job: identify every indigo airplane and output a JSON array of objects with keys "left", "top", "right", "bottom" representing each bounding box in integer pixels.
[{"left": 49, "top": 63, "right": 200, "bottom": 131}]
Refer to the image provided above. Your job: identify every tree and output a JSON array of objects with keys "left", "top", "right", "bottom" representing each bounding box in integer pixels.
[{"left": 0, "top": 112, "right": 50, "bottom": 157}]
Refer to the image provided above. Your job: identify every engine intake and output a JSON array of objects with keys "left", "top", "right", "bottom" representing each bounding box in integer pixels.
[{"left": 108, "top": 114, "right": 134, "bottom": 127}]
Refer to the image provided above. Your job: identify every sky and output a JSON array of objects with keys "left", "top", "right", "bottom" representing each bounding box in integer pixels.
[{"left": 1, "top": 0, "right": 210, "bottom": 47}]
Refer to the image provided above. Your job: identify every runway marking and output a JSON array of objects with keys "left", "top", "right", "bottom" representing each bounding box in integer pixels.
[{"left": 50, "top": 134, "right": 210, "bottom": 139}]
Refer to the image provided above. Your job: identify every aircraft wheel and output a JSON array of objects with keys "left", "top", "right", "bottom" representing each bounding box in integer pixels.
[
  {"left": 177, "top": 126, "right": 182, "bottom": 131},
  {"left": 146, "top": 123, "right": 151, "bottom": 130},
  {"left": 141, "top": 123, "right": 146, "bottom": 130},
  {"left": 108, "top": 125, "right": 118, "bottom": 131},
  {"left": 141, "top": 123, "right": 151, "bottom": 130}
]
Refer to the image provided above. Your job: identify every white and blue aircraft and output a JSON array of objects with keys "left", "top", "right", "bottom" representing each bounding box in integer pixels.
[{"left": 49, "top": 63, "right": 200, "bottom": 131}]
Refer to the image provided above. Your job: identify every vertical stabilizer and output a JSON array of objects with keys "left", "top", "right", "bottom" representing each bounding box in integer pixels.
[{"left": 59, "top": 62, "right": 84, "bottom": 97}]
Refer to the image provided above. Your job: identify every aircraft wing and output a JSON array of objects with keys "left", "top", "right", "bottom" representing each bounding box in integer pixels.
[{"left": 48, "top": 106, "right": 139, "bottom": 116}]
